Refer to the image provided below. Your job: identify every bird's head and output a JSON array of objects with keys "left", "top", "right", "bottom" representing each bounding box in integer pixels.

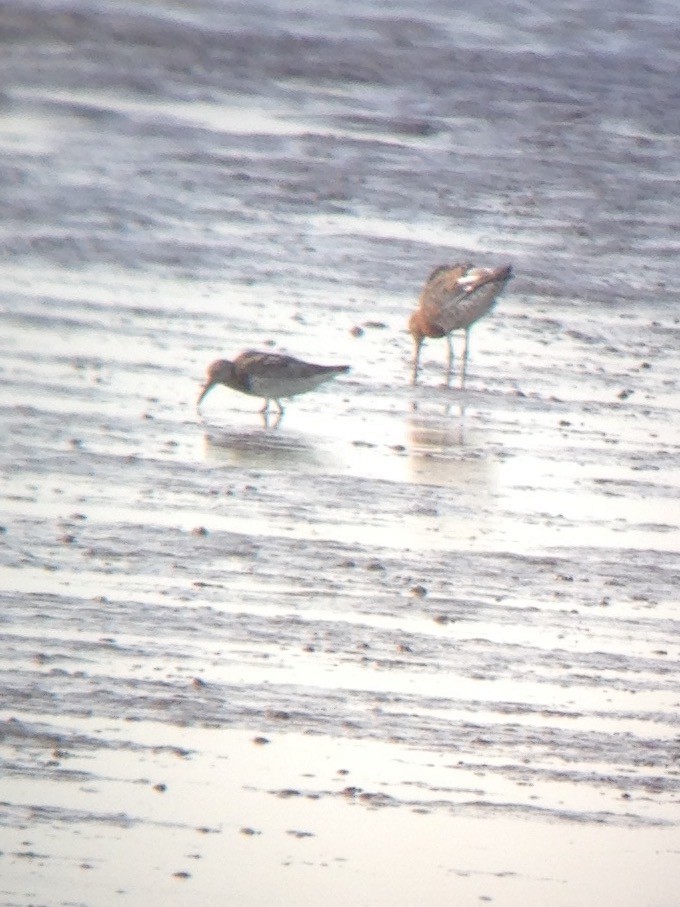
[{"left": 197, "top": 359, "right": 235, "bottom": 409}]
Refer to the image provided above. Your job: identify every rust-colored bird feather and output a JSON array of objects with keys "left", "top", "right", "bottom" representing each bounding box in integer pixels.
[{"left": 409, "top": 263, "right": 513, "bottom": 386}]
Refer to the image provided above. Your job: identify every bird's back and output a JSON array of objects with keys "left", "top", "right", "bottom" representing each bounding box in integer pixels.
[{"left": 418, "top": 264, "right": 512, "bottom": 333}]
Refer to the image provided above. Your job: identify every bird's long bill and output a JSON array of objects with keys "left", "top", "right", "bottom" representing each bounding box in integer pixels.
[{"left": 196, "top": 380, "right": 216, "bottom": 410}]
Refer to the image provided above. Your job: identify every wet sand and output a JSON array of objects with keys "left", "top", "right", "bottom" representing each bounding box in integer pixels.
[{"left": 1, "top": 1, "right": 679, "bottom": 904}]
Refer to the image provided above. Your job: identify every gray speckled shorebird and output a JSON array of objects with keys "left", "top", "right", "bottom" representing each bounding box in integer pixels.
[
  {"left": 197, "top": 349, "right": 350, "bottom": 417},
  {"left": 409, "top": 263, "right": 513, "bottom": 386}
]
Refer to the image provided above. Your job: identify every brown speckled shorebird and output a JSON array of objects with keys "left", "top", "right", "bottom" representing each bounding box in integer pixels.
[
  {"left": 409, "top": 263, "right": 513, "bottom": 386},
  {"left": 197, "top": 350, "right": 350, "bottom": 417}
]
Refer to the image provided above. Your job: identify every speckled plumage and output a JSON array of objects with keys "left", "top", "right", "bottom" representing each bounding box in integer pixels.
[
  {"left": 409, "top": 263, "right": 513, "bottom": 385},
  {"left": 197, "top": 350, "right": 350, "bottom": 417}
]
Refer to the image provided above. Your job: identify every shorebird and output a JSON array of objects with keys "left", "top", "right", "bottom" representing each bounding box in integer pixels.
[
  {"left": 197, "top": 349, "right": 350, "bottom": 417},
  {"left": 409, "top": 262, "right": 513, "bottom": 386}
]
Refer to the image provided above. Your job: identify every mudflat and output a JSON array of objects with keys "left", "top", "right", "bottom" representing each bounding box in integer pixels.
[{"left": 1, "top": 1, "right": 679, "bottom": 904}]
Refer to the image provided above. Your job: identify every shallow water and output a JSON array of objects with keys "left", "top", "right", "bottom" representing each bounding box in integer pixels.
[{"left": 1, "top": 1, "right": 679, "bottom": 904}]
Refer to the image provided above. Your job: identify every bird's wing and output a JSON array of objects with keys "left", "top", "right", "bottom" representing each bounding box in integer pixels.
[
  {"left": 235, "top": 350, "right": 341, "bottom": 381},
  {"left": 417, "top": 264, "right": 471, "bottom": 330},
  {"left": 420, "top": 265, "right": 512, "bottom": 332}
]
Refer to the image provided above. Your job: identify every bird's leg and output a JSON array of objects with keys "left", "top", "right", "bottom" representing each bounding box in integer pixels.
[
  {"left": 263, "top": 409, "right": 282, "bottom": 430},
  {"left": 274, "top": 399, "right": 284, "bottom": 416},
  {"left": 260, "top": 399, "right": 270, "bottom": 414},
  {"left": 460, "top": 328, "right": 470, "bottom": 389},
  {"left": 411, "top": 339, "right": 422, "bottom": 385},
  {"left": 445, "top": 334, "right": 454, "bottom": 386}
]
